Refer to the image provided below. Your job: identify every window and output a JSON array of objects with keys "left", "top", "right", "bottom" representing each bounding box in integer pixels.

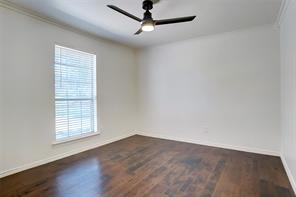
[{"left": 54, "top": 45, "right": 97, "bottom": 141}]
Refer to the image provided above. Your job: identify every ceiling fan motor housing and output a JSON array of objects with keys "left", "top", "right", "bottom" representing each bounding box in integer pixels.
[{"left": 143, "top": 11, "right": 153, "bottom": 20}]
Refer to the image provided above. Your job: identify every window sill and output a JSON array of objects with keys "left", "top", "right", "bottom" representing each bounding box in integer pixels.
[{"left": 52, "top": 132, "right": 100, "bottom": 145}]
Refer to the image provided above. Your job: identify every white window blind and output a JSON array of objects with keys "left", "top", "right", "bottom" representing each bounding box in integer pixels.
[{"left": 54, "top": 45, "right": 97, "bottom": 140}]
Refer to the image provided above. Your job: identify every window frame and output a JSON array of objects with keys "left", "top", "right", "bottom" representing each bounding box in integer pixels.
[{"left": 53, "top": 44, "right": 99, "bottom": 145}]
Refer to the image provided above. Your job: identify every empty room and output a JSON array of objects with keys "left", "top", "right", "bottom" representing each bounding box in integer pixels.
[{"left": 0, "top": 0, "right": 296, "bottom": 196}]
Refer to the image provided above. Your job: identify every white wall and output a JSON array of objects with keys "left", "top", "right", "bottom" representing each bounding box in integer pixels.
[
  {"left": 0, "top": 7, "right": 4, "bottom": 172},
  {"left": 137, "top": 25, "right": 281, "bottom": 155},
  {"left": 280, "top": 0, "right": 296, "bottom": 192},
  {"left": 0, "top": 7, "right": 137, "bottom": 176}
]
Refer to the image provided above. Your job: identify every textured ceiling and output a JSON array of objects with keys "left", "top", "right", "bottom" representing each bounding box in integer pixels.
[{"left": 5, "top": 0, "right": 282, "bottom": 48}]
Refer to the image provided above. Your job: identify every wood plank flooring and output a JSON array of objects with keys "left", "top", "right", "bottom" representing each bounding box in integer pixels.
[{"left": 0, "top": 135, "right": 294, "bottom": 197}]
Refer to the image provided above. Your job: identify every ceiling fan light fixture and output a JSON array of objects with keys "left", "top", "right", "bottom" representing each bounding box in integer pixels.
[
  {"left": 107, "top": 0, "right": 196, "bottom": 35},
  {"left": 141, "top": 20, "right": 155, "bottom": 32}
]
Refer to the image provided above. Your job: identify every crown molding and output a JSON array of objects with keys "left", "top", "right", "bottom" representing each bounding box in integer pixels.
[
  {"left": 0, "top": 0, "right": 136, "bottom": 50},
  {"left": 276, "top": 0, "right": 293, "bottom": 27}
]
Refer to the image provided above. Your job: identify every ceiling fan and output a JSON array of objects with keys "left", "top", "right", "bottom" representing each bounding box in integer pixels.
[{"left": 107, "top": 0, "right": 196, "bottom": 35}]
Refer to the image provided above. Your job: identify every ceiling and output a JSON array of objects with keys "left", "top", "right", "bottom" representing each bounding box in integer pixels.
[{"left": 5, "top": 0, "right": 282, "bottom": 48}]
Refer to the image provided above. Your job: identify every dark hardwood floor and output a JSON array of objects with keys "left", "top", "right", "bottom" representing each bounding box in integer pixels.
[{"left": 0, "top": 135, "right": 294, "bottom": 197}]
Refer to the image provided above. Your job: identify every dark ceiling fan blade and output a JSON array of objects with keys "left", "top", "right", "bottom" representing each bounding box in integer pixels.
[
  {"left": 155, "top": 16, "right": 196, "bottom": 26},
  {"left": 107, "top": 5, "right": 142, "bottom": 22},
  {"left": 134, "top": 29, "right": 143, "bottom": 35}
]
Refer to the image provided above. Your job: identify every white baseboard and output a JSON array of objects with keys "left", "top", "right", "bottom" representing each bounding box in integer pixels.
[
  {"left": 0, "top": 131, "right": 282, "bottom": 179},
  {"left": 281, "top": 154, "right": 296, "bottom": 195},
  {"left": 138, "top": 131, "right": 295, "bottom": 194},
  {"left": 0, "top": 132, "right": 136, "bottom": 179},
  {"left": 136, "top": 131, "right": 280, "bottom": 156}
]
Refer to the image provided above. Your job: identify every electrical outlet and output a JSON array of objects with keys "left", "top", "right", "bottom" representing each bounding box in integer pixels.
[{"left": 201, "top": 126, "right": 209, "bottom": 134}]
